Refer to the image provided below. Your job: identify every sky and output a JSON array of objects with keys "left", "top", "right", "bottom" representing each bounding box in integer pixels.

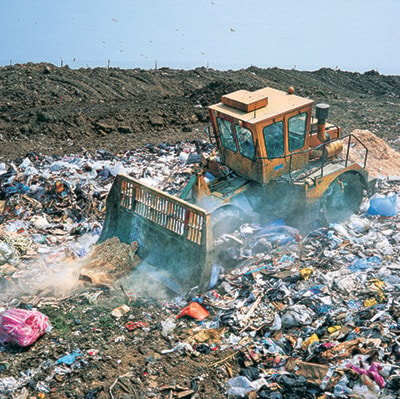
[{"left": 0, "top": 0, "right": 399, "bottom": 75}]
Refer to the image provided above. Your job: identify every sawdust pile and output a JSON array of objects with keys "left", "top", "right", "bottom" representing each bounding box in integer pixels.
[
  {"left": 349, "top": 129, "right": 400, "bottom": 178},
  {"left": 78, "top": 237, "right": 141, "bottom": 286}
]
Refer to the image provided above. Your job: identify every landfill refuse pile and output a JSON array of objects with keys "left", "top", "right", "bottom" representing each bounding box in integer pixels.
[
  {"left": 0, "top": 142, "right": 211, "bottom": 298},
  {"left": 2, "top": 134, "right": 400, "bottom": 398}
]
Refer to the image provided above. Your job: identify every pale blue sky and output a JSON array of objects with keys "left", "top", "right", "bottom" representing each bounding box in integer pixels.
[{"left": 1, "top": 0, "right": 399, "bottom": 74}]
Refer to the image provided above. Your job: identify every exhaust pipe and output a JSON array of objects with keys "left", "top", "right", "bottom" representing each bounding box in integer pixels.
[{"left": 316, "top": 103, "right": 330, "bottom": 142}]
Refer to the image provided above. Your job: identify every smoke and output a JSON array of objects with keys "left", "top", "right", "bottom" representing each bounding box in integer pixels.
[
  {"left": 119, "top": 263, "right": 173, "bottom": 300},
  {"left": 0, "top": 257, "right": 86, "bottom": 302},
  {"left": 30, "top": 260, "right": 84, "bottom": 295}
]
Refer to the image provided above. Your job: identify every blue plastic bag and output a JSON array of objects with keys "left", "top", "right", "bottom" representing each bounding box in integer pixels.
[
  {"left": 349, "top": 255, "right": 382, "bottom": 272},
  {"left": 56, "top": 349, "right": 81, "bottom": 365},
  {"left": 368, "top": 194, "right": 397, "bottom": 217}
]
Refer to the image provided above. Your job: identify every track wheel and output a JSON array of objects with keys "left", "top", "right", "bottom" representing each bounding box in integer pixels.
[{"left": 319, "top": 172, "right": 365, "bottom": 226}]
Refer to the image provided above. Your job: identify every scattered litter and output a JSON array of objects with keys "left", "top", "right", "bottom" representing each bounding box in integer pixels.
[
  {"left": 125, "top": 321, "right": 149, "bottom": 331},
  {"left": 2, "top": 139, "right": 400, "bottom": 397},
  {"left": 56, "top": 349, "right": 81, "bottom": 365},
  {"left": 111, "top": 304, "right": 130, "bottom": 318}
]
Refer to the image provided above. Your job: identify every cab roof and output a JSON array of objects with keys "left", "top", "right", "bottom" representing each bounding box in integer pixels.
[{"left": 208, "top": 87, "right": 314, "bottom": 124}]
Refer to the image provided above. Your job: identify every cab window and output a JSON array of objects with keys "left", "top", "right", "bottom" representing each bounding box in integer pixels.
[
  {"left": 235, "top": 124, "right": 255, "bottom": 159},
  {"left": 263, "top": 121, "right": 284, "bottom": 159},
  {"left": 217, "top": 118, "right": 237, "bottom": 152},
  {"left": 288, "top": 112, "right": 307, "bottom": 152}
]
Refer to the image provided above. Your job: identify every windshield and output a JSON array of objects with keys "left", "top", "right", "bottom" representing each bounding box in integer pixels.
[
  {"left": 235, "top": 124, "right": 255, "bottom": 159},
  {"left": 288, "top": 112, "right": 307, "bottom": 152},
  {"left": 217, "top": 118, "right": 237, "bottom": 152}
]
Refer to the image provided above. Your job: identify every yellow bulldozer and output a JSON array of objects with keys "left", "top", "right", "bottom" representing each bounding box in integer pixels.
[{"left": 99, "top": 86, "right": 369, "bottom": 293}]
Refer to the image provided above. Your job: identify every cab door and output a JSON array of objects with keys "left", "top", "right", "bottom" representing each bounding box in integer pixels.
[
  {"left": 285, "top": 108, "right": 311, "bottom": 171},
  {"left": 261, "top": 107, "right": 311, "bottom": 182},
  {"left": 261, "top": 118, "right": 288, "bottom": 180}
]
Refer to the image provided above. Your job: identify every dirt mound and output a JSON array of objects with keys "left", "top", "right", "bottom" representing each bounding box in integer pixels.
[
  {"left": 78, "top": 237, "right": 141, "bottom": 286},
  {"left": 0, "top": 63, "right": 399, "bottom": 161},
  {"left": 349, "top": 129, "right": 400, "bottom": 177}
]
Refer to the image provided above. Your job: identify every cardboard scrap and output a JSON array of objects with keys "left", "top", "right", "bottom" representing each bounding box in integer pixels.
[
  {"left": 285, "top": 358, "right": 342, "bottom": 390},
  {"left": 189, "top": 328, "right": 222, "bottom": 344}
]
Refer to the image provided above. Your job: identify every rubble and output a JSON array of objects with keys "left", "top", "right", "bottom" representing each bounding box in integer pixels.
[
  {"left": 2, "top": 135, "right": 400, "bottom": 398},
  {"left": 78, "top": 237, "right": 141, "bottom": 286}
]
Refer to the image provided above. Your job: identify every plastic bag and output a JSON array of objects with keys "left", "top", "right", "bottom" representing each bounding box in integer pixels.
[
  {"left": 0, "top": 241, "right": 16, "bottom": 264},
  {"left": 209, "top": 264, "right": 222, "bottom": 289},
  {"left": 57, "top": 349, "right": 81, "bottom": 365},
  {"left": 255, "top": 220, "right": 300, "bottom": 247},
  {"left": 226, "top": 376, "right": 254, "bottom": 397},
  {"left": 0, "top": 308, "right": 51, "bottom": 347},
  {"left": 347, "top": 215, "right": 372, "bottom": 234},
  {"left": 376, "top": 237, "right": 394, "bottom": 255},
  {"left": 349, "top": 256, "right": 382, "bottom": 272},
  {"left": 176, "top": 302, "right": 209, "bottom": 321},
  {"left": 334, "top": 375, "right": 352, "bottom": 397},
  {"left": 281, "top": 304, "right": 314, "bottom": 327},
  {"left": 0, "top": 377, "right": 19, "bottom": 393},
  {"left": 367, "top": 194, "right": 397, "bottom": 217},
  {"left": 161, "top": 318, "right": 176, "bottom": 337}
]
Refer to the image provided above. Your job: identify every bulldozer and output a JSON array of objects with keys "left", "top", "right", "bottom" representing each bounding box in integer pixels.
[{"left": 99, "top": 86, "right": 369, "bottom": 294}]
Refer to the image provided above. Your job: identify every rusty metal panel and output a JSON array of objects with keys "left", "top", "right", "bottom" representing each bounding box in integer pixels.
[
  {"left": 120, "top": 177, "right": 208, "bottom": 245},
  {"left": 209, "top": 87, "right": 313, "bottom": 124},
  {"left": 99, "top": 175, "right": 213, "bottom": 292},
  {"left": 221, "top": 90, "right": 268, "bottom": 112},
  {"left": 305, "top": 163, "right": 364, "bottom": 201}
]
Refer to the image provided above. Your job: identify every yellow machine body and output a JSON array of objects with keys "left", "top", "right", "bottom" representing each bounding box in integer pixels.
[{"left": 100, "top": 87, "right": 369, "bottom": 293}]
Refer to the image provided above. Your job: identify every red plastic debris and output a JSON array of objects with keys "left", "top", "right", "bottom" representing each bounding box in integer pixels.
[
  {"left": 125, "top": 321, "right": 149, "bottom": 331},
  {"left": 176, "top": 302, "right": 209, "bottom": 321}
]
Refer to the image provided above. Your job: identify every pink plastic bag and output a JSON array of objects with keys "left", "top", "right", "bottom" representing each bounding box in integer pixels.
[{"left": 0, "top": 308, "right": 51, "bottom": 347}]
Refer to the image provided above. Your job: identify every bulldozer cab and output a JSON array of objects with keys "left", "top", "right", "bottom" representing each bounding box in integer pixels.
[{"left": 208, "top": 87, "right": 323, "bottom": 183}]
